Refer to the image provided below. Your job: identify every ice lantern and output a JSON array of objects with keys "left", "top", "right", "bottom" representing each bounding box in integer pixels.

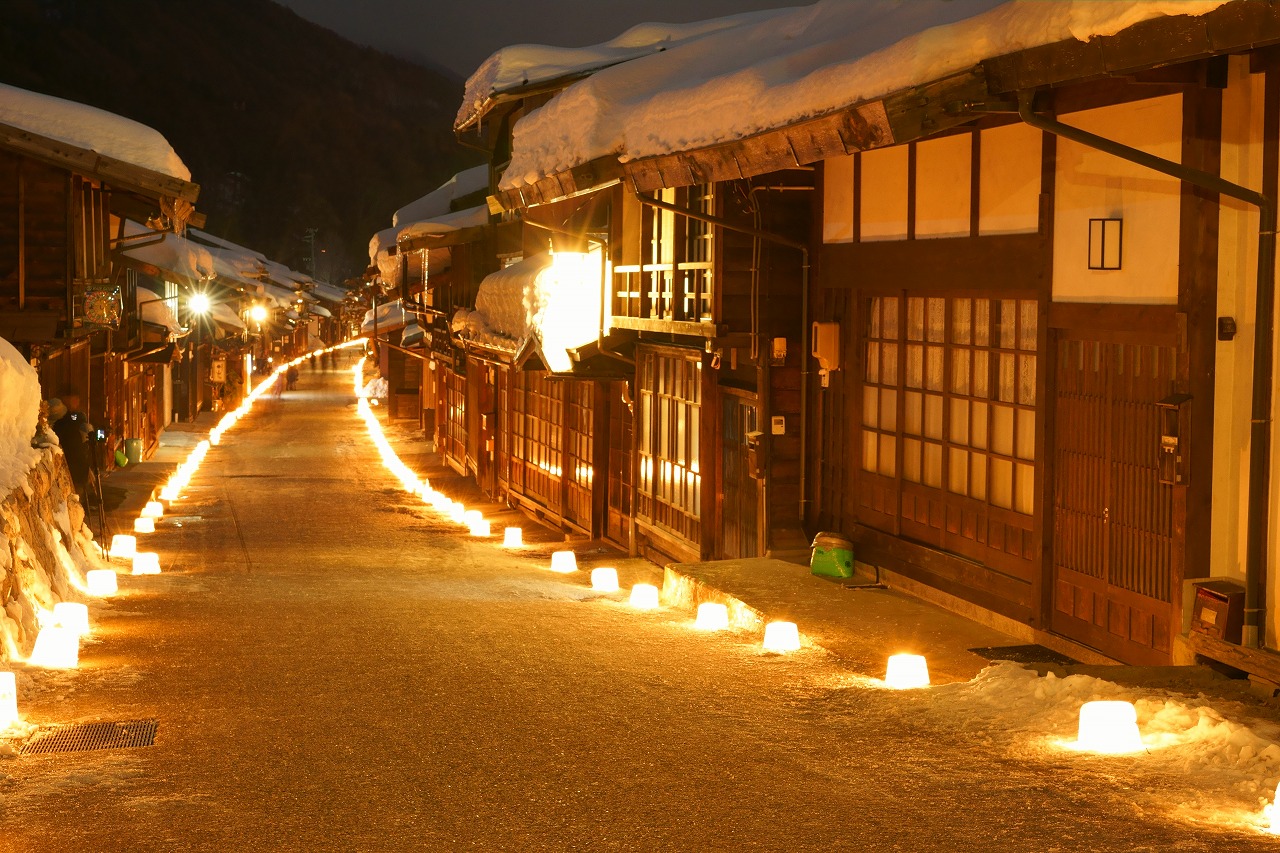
[
  {"left": 629, "top": 584, "right": 660, "bottom": 609},
  {"left": 53, "top": 602, "right": 90, "bottom": 636},
  {"left": 86, "top": 569, "right": 118, "bottom": 596},
  {"left": 141, "top": 501, "right": 164, "bottom": 519},
  {"left": 133, "top": 517, "right": 155, "bottom": 534},
  {"left": 590, "top": 568, "right": 620, "bottom": 593},
  {"left": 695, "top": 603, "right": 729, "bottom": 631},
  {"left": 1270, "top": 781, "right": 1280, "bottom": 834},
  {"left": 109, "top": 534, "right": 137, "bottom": 560},
  {"left": 502, "top": 527, "right": 523, "bottom": 548},
  {"left": 549, "top": 551, "right": 578, "bottom": 574},
  {"left": 28, "top": 626, "right": 79, "bottom": 669},
  {"left": 762, "top": 622, "right": 801, "bottom": 653},
  {"left": 132, "top": 552, "right": 161, "bottom": 575},
  {"left": 884, "top": 654, "right": 930, "bottom": 689},
  {"left": 0, "top": 672, "right": 17, "bottom": 729},
  {"left": 1075, "top": 700, "right": 1144, "bottom": 754}
]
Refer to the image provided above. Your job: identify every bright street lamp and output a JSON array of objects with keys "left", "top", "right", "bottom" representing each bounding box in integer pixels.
[
  {"left": 189, "top": 292, "right": 212, "bottom": 315},
  {"left": 249, "top": 304, "right": 268, "bottom": 323}
]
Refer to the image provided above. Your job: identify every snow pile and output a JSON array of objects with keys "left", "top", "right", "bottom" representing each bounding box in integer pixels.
[
  {"left": 471, "top": 254, "right": 552, "bottom": 344},
  {"left": 397, "top": 205, "right": 489, "bottom": 244},
  {"left": 456, "top": 11, "right": 781, "bottom": 130},
  {"left": 0, "top": 336, "right": 41, "bottom": 501},
  {"left": 361, "top": 300, "right": 411, "bottom": 336},
  {"left": 0, "top": 81, "right": 190, "bottom": 181},
  {"left": 892, "top": 662, "right": 1280, "bottom": 832},
  {"left": 499, "top": 0, "right": 1231, "bottom": 190}
]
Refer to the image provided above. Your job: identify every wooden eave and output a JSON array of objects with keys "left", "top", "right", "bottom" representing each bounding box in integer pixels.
[
  {"left": 0, "top": 121, "right": 199, "bottom": 205},
  {"left": 982, "top": 0, "right": 1280, "bottom": 95},
  {"left": 491, "top": 155, "right": 625, "bottom": 212},
  {"left": 396, "top": 223, "right": 490, "bottom": 253}
]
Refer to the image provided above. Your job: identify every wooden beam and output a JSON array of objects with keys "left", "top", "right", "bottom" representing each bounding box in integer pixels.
[
  {"left": 0, "top": 123, "right": 199, "bottom": 205},
  {"left": 818, "top": 233, "right": 1048, "bottom": 293}
]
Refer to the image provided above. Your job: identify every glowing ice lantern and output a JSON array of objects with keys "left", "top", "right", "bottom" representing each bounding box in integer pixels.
[
  {"left": 590, "top": 567, "right": 620, "bottom": 593},
  {"left": 1270, "top": 782, "right": 1280, "bottom": 834},
  {"left": 449, "top": 503, "right": 467, "bottom": 524},
  {"left": 762, "top": 621, "right": 802, "bottom": 653},
  {"left": 0, "top": 672, "right": 16, "bottom": 729},
  {"left": 141, "top": 501, "right": 164, "bottom": 519},
  {"left": 463, "top": 510, "right": 484, "bottom": 528},
  {"left": 134, "top": 516, "right": 155, "bottom": 534},
  {"left": 160, "top": 486, "right": 180, "bottom": 502},
  {"left": 132, "top": 552, "right": 161, "bottom": 575},
  {"left": 502, "top": 527, "right": 523, "bottom": 548},
  {"left": 549, "top": 551, "right": 578, "bottom": 574},
  {"left": 53, "top": 602, "right": 90, "bottom": 636},
  {"left": 28, "top": 626, "right": 79, "bottom": 669},
  {"left": 108, "top": 534, "right": 137, "bottom": 559},
  {"left": 1075, "top": 700, "right": 1144, "bottom": 754},
  {"left": 469, "top": 519, "right": 491, "bottom": 538},
  {"left": 695, "top": 602, "right": 730, "bottom": 631},
  {"left": 884, "top": 654, "right": 930, "bottom": 689},
  {"left": 86, "top": 569, "right": 118, "bottom": 596},
  {"left": 630, "top": 584, "right": 660, "bottom": 609}
]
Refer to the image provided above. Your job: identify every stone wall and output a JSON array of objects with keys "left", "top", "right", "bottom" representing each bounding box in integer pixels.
[{"left": 0, "top": 448, "right": 105, "bottom": 661}]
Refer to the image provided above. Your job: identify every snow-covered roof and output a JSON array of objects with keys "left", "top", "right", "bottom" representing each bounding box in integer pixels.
[
  {"left": 498, "top": 0, "right": 1232, "bottom": 192},
  {"left": 392, "top": 165, "right": 489, "bottom": 229},
  {"left": 369, "top": 227, "right": 398, "bottom": 265},
  {"left": 455, "top": 11, "right": 782, "bottom": 131},
  {"left": 122, "top": 221, "right": 216, "bottom": 285},
  {"left": 0, "top": 82, "right": 190, "bottom": 181},
  {"left": 262, "top": 282, "right": 300, "bottom": 310},
  {"left": 135, "top": 285, "right": 183, "bottom": 332},
  {"left": 361, "top": 299, "right": 412, "bottom": 336},
  {"left": 310, "top": 282, "right": 351, "bottom": 304},
  {"left": 210, "top": 302, "right": 246, "bottom": 331},
  {"left": 397, "top": 204, "right": 490, "bottom": 245},
  {"left": 0, "top": 335, "right": 41, "bottom": 499}
]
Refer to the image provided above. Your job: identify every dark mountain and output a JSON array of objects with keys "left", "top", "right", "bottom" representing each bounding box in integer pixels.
[{"left": 0, "top": 0, "right": 481, "bottom": 281}]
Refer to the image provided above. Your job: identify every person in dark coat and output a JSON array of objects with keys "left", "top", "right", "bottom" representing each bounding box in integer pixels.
[{"left": 51, "top": 388, "right": 91, "bottom": 505}]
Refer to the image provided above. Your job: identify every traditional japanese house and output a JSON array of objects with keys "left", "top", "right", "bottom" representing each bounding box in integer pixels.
[
  {"left": 465, "top": 0, "right": 1280, "bottom": 676},
  {"left": 0, "top": 82, "right": 199, "bottom": 465}
]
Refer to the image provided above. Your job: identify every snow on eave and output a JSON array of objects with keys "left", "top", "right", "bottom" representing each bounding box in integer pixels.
[
  {"left": 396, "top": 205, "right": 490, "bottom": 246},
  {"left": 497, "top": 0, "right": 1235, "bottom": 194},
  {"left": 0, "top": 82, "right": 193, "bottom": 190},
  {"left": 391, "top": 165, "right": 490, "bottom": 229},
  {"left": 454, "top": 9, "right": 787, "bottom": 132}
]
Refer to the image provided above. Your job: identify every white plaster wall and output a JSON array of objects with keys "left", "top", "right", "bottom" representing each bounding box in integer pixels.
[
  {"left": 1052, "top": 95, "right": 1183, "bottom": 304},
  {"left": 915, "top": 133, "right": 971, "bottom": 238},
  {"left": 822, "top": 155, "right": 854, "bottom": 243},
  {"left": 860, "top": 144, "right": 910, "bottom": 241},
  {"left": 979, "top": 123, "right": 1042, "bottom": 235}
]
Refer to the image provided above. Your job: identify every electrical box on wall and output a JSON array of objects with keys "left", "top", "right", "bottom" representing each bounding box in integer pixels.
[
  {"left": 746, "top": 430, "right": 765, "bottom": 480},
  {"left": 771, "top": 415, "right": 786, "bottom": 436},
  {"left": 1156, "top": 393, "right": 1192, "bottom": 485},
  {"left": 811, "top": 322, "right": 841, "bottom": 387}
]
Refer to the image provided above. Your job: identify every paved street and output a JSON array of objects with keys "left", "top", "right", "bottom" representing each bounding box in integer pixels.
[{"left": 0, "top": 359, "right": 1270, "bottom": 852}]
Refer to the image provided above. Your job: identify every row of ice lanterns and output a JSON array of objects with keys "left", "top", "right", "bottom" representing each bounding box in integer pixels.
[
  {"left": 3, "top": 343, "right": 361, "bottom": 730},
  {"left": 345, "top": 351, "right": 1280, "bottom": 829}
]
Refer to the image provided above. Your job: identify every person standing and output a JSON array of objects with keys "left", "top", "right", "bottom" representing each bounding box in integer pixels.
[{"left": 51, "top": 387, "right": 91, "bottom": 506}]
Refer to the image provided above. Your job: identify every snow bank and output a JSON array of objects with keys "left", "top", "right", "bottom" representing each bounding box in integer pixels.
[
  {"left": 0, "top": 336, "right": 41, "bottom": 501},
  {"left": 457, "top": 11, "right": 781, "bottom": 130},
  {"left": 499, "top": 0, "right": 1231, "bottom": 190},
  {"left": 0, "top": 82, "right": 190, "bottom": 181}
]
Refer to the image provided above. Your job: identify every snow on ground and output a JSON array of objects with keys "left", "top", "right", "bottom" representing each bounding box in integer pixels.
[
  {"left": 499, "top": 0, "right": 1232, "bottom": 190},
  {"left": 0, "top": 336, "right": 41, "bottom": 500},
  {"left": 0, "top": 82, "right": 190, "bottom": 181}
]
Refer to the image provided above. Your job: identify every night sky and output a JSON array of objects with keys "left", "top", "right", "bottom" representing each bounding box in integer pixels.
[{"left": 274, "top": 0, "right": 804, "bottom": 78}]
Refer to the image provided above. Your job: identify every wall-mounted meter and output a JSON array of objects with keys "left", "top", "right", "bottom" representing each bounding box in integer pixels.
[{"left": 811, "top": 322, "right": 840, "bottom": 387}]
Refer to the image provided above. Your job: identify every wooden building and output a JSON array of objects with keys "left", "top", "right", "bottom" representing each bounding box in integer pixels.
[{"left": 441, "top": 0, "right": 1280, "bottom": 673}]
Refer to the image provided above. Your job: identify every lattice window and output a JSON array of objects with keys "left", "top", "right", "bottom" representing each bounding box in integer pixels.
[
  {"left": 613, "top": 185, "right": 715, "bottom": 324},
  {"left": 863, "top": 295, "right": 1038, "bottom": 516},
  {"left": 509, "top": 372, "right": 563, "bottom": 509},
  {"left": 637, "top": 351, "right": 703, "bottom": 544}
]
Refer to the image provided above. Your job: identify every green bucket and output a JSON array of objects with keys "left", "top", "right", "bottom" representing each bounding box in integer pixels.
[{"left": 810, "top": 531, "right": 854, "bottom": 578}]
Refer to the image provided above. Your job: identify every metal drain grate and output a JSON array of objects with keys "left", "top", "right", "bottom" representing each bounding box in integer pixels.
[{"left": 20, "top": 719, "right": 158, "bottom": 755}]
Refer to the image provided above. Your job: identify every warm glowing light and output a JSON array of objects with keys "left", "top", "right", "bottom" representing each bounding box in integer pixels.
[
  {"left": 28, "top": 626, "right": 79, "bottom": 669},
  {"left": 549, "top": 551, "right": 578, "bottom": 574},
  {"left": 0, "top": 672, "right": 17, "bottom": 729},
  {"left": 160, "top": 486, "right": 180, "bottom": 502},
  {"left": 762, "top": 622, "right": 801, "bottom": 653},
  {"left": 53, "top": 602, "right": 90, "bottom": 636},
  {"left": 463, "top": 510, "right": 484, "bottom": 527},
  {"left": 695, "top": 602, "right": 730, "bottom": 631},
  {"left": 142, "top": 501, "right": 164, "bottom": 519},
  {"left": 469, "top": 519, "right": 491, "bottom": 538},
  {"left": 209, "top": 429, "right": 222, "bottom": 446},
  {"left": 134, "top": 517, "right": 155, "bottom": 534},
  {"left": 590, "top": 567, "right": 620, "bottom": 592},
  {"left": 109, "top": 534, "right": 137, "bottom": 559},
  {"left": 249, "top": 304, "right": 268, "bottom": 322},
  {"left": 629, "top": 584, "right": 660, "bottom": 609},
  {"left": 502, "top": 527, "right": 523, "bottom": 547},
  {"left": 132, "top": 552, "right": 161, "bottom": 575},
  {"left": 449, "top": 503, "right": 467, "bottom": 524},
  {"left": 86, "top": 570, "right": 118, "bottom": 596},
  {"left": 1269, "top": 782, "right": 1280, "bottom": 834},
  {"left": 884, "top": 654, "right": 930, "bottom": 689},
  {"left": 1075, "top": 700, "right": 1144, "bottom": 754},
  {"left": 189, "top": 292, "right": 212, "bottom": 315}
]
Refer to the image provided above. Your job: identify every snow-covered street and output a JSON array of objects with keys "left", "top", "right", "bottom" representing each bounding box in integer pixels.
[{"left": 0, "top": 357, "right": 1275, "bottom": 851}]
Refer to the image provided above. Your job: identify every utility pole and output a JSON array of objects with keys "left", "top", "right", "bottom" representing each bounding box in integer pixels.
[{"left": 302, "top": 227, "right": 318, "bottom": 279}]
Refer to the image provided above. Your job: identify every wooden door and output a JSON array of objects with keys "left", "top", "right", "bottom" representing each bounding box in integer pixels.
[
  {"left": 721, "top": 394, "right": 759, "bottom": 559},
  {"left": 1051, "top": 337, "right": 1177, "bottom": 664}
]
